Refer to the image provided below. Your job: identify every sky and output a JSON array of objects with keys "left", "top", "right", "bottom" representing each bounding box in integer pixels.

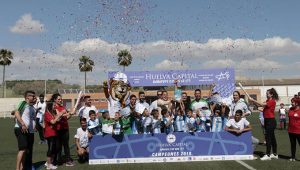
[{"left": 0, "top": 0, "right": 300, "bottom": 86}]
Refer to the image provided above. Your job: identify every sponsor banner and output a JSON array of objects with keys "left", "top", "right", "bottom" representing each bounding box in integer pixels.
[
  {"left": 89, "top": 131, "right": 252, "bottom": 165},
  {"left": 108, "top": 68, "right": 235, "bottom": 97},
  {"left": 89, "top": 155, "right": 254, "bottom": 164}
]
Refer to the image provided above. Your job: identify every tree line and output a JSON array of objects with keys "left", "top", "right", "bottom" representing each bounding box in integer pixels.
[{"left": 1, "top": 48, "right": 133, "bottom": 98}]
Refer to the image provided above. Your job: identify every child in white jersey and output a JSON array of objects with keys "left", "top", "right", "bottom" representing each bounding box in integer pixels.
[
  {"left": 75, "top": 118, "right": 92, "bottom": 163},
  {"left": 113, "top": 112, "right": 122, "bottom": 135},
  {"left": 211, "top": 104, "right": 223, "bottom": 132},
  {"left": 142, "top": 108, "right": 153, "bottom": 134},
  {"left": 278, "top": 103, "right": 287, "bottom": 130},
  {"left": 87, "top": 110, "right": 102, "bottom": 135},
  {"left": 225, "top": 110, "right": 251, "bottom": 134},
  {"left": 221, "top": 105, "right": 230, "bottom": 131},
  {"left": 162, "top": 108, "right": 174, "bottom": 134},
  {"left": 101, "top": 110, "right": 114, "bottom": 134},
  {"left": 195, "top": 109, "right": 206, "bottom": 132},
  {"left": 151, "top": 109, "right": 161, "bottom": 134},
  {"left": 185, "top": 108, "right": 196, "bottom": 132},
  {"left": 225, "top": 109, "right": 259, "bottom": 156},
  {"left": 174, "top": 106, "right": 186, "bottom": 132}
]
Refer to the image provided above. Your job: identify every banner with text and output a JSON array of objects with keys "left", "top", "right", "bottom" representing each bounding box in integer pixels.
[
  {"left": 89, "top": 131, "right": 253, "bottom": 164},
  {"left": 108, "top": 68, "right": 235, "bottom": 97}
]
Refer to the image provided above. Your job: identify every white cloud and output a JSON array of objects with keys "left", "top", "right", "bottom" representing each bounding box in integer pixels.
[
  {"left": 201, "top": 59, "right": 236, "bottom": 68},
  {"left": 10, "top": 13, "right": 45, "bottom": 34},
  {"left": 200, "top": 58, "right": 282, "bottom": 71},
  {"left": 4, "top": 36, "right": 300, "bottom": 84},
  {"left": 154, "top": 60, "right": 188, "bottom": 70},
  {"left": 59, "top": 38, "right": 130, "bottom": 56},
  {"left": 5, "top": 47, "right": 113, "bottom": 85},
  {"left": 238, "top": 58, "right": 282, "bottom": 70},
  {"left": 59, "top": 37, "right": 300, "bottom": 60}
]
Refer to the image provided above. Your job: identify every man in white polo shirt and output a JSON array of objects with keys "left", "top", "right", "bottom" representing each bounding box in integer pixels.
[
  {"left": 14, "top": 91, "right": 37, "bottom": 170},
  {"left": 78, "top": 95, "right": 98, "bottom": 121}
]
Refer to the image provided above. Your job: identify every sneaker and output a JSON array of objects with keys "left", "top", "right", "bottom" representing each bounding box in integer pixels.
[
  {"left": 65, "top": 161, "right": 75, "bottom": 167},
  {"left": 289, "top": 158, "right": 296, "bottom": 162},
  {"left": 261, "top": 155, "right": 271, "bottom": 161},
  {"left": 253, "top": 156, "right": 258, "bottom": 160},
  {"left": 270, "top": 154, "right": 278, "bottom": 159},
  {"left": 46, "top": 164, "right": 57, "bottom": 170}
]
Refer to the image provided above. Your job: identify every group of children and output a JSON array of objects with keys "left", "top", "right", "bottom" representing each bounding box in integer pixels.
[
  {"left": 75, "top": 103, "right": 232, "bottom": 139},
  {"left": 74, "top": 99, "right": 255, "bottom": 164}
]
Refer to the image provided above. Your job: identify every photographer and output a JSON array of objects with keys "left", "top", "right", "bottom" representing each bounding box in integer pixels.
[{"left": 34, "top": 94, "right": 47, "bottom": 144}]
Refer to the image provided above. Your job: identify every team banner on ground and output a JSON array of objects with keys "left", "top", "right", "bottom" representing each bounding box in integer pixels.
[
  {"left": 89, "top": 131, "right": 253, "bottom": 165},
  {"left": 108, "top": 68, "right": 235, "bottom": 97}
]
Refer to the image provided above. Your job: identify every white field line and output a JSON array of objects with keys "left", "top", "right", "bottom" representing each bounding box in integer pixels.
[{"left": 235, "top": 160, "right": 256, "bottom": 170}]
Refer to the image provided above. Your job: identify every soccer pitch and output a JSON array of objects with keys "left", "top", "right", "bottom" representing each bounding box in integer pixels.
[{"left": 1, "top": 114, "right": 299, "bottom": 170}]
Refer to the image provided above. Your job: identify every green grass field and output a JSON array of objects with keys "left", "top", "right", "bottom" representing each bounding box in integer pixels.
[{"left": 1, "top": 114, "right": 300, "bottom": 170}]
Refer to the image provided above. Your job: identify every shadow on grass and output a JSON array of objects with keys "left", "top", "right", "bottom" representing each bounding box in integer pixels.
[
  {"left": 254, "top": 151, "right": 265, "bottom": 157},
  {"left": 278, "top": 154, "right": 291, "bottom": 160},
  {"left": 33, "top": 161, "right": 46, "bottom": 170}
]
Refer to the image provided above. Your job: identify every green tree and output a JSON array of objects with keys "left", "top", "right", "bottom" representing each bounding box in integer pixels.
[
  {"left": 79, "top": 56, "right": 94, "bottom": 92},
  {"left": 117, "top": 49, "right": 132, "bottom": 71},
  {"left": 0, "top": 49, "right": 13, "bottom": 98}
]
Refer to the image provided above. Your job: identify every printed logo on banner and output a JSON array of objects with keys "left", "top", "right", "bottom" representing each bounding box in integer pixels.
[
  {"left": 215, "top": 71, "right": 230, "bottom": 81},
  {"left": 108, "top": 68, "right": 235, "bottom": 98},
  {"left": 166, "top": 134, "right": 176, "bottom": 144},
  {"left": 90, "top": 131, "right": 252, "bottom": 164}
]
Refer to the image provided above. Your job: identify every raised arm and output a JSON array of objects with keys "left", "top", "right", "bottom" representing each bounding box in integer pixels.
[
  {"left": 103, "top": 80, "right": 110, "bottom": 99},
  {"left": 249, "top": 97, "right": 266, "bottom": 107},
  {"left": 49, "top": 111, "right": 63, "bottom": 125},
  {"left": 207, "top": 83, "right": 216, "bottom": 98}
]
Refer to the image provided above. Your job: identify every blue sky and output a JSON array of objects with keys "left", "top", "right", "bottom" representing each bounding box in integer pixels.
[{"left": 0, "top": 0, "right": 300, "bottom": 85}]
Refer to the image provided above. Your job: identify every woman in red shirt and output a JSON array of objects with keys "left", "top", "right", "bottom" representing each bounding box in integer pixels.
[
  {"left": 249, "top": 88, "right": 279, "bottom": 161},
  {"left": 50, "top": 93, "right": 76, "bottom": 166},
  {"left": 44, "top": 101, "right": 63, "bottom": 169},
  {"left": 288, "top": 98, "right": 300, "bottom": 161}
]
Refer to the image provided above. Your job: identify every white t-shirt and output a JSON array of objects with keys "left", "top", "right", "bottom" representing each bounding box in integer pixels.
[
  {"left": 152, "top": 118, "right": 161, "bottom": 133},
  {"left": 279, "top": 108, "right": 286, "bottom": 115},
  {"left": 137, "top": 100, "right": 150, "bottom": 111},
  {"left": 185, "top": 116, "right": 196, "bottom": 132},
  {"left": 149, "top": 100, "right": 158, "bottom": 112},
  {"left": 34, "top": 101, "right": 46, "bottom": 121},
  {"left": 74, "top": 127, "right": 89, "bottom": 148},
  {"left": 15, "top": 105, "right": 36, "bottom": 133},
  {"left": 78, "top": 105, "right": 98, "bottom": 120},
  {"left": 229, "top": 99, "right": 251, "bottom": 117},
  {"left": 226, "top": 118, "right": 250, "bottom": 130},
  {"left": 259, "top": 112, "right": 264, "bottom": 126},
  {"left": 150, "top": 100, "right": 163, "bottom": 118},
  {"left": 102, "top": 123, "right": 113, "bottom": 134}
]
